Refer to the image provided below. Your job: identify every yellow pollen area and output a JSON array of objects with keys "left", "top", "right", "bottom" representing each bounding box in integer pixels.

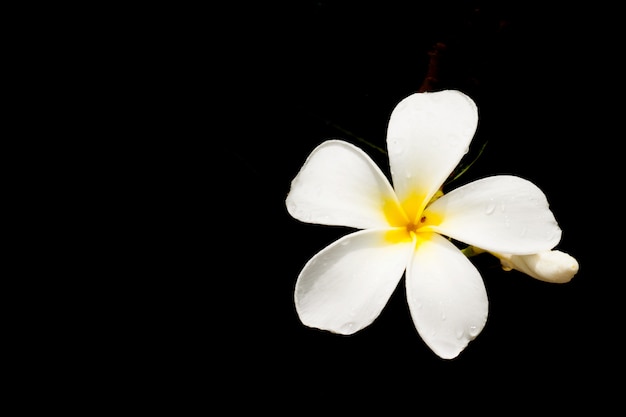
[{"left": 383, "top": 191, "right": 444, "bottom": 245}]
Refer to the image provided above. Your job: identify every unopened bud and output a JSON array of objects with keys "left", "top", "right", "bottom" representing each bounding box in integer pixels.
[{"left": 496, "top": 250, "right": 579, "bottom": 283}]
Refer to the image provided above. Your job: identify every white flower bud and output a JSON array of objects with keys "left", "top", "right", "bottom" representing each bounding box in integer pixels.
[{"left": 496, "top": 250, "right": 579, "bottom": 283}]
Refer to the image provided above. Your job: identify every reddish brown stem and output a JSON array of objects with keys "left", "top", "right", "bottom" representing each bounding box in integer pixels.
[{"left": 418, "top": 42, "right": 447, "bottom": 93}]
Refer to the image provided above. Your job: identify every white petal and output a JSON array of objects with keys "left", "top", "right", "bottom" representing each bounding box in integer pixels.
[
  {"left": 406, "top": 233, "right": 488, "bottom": 359},
  {"left": 496, "top": 250, "right": 579, "bottom": 283},
  {"left": 425, "top": 175, "right": 562, "bottom": 254},
  {"left": 386, "top": 90, "right": 478, "bottom": 210},
  {"left": 295, "top": 229, "right": 414, "bottom": 335},
  {"left": 286, "top": 140, "right": 399, "bottom": 229}
]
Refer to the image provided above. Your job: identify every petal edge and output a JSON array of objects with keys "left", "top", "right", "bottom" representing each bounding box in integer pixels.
[
  {"left": 406, "top": 233, "right": 488, "bottom": 359},
  {"left": 287, "top": 140, "right": 399, "bottom": 229},
  {"left": 426, "top": 175, "right": 562, "bottom": 254},
  {"left": 295, "top": 229, "right": 414, "bottom": 335},
  {"left": 387, "top": 90, "right": 478, "bottom": 211}
]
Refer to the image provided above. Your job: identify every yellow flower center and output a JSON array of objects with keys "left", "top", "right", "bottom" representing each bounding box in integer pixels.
[{"left": 383, "top": 190, "right": 443, "bottom": 245}]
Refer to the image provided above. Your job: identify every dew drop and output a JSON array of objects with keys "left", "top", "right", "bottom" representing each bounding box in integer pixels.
[
  {"left": 485, "top": 199, "right": 496, "bottom": 215},
  {"left": 544, "top": 228, "right": 558, "bottom": 241},
  {"left": 389, "top": 137, "right": 405, "bottom": 155},
  {"left": 340, "top": 322, "right": 355, "bottom": 333},
  {"left": 468, "top": 325, "right": 479, "bottom": 337},
  {"left": 446, "top": 133, "right": 461, "bottom": 146},
  {"left": 455, "top": 328, "right": 465, "bottom": 340}
]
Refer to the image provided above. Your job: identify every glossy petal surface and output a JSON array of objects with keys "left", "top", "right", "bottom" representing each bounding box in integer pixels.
[
  {"left": 295, "top": 229, "right": 414, "bottom": 335},
  {"left": 286, "top": 140, "right": 399, "bottom": 229},
  {"left": 406, "top": 233, "right": 488, "bottom": 359},
  {"left": 425, "top": 175, "right": 561, "bottom": 254},
  {"left": 386, "top": 90, "right": 478, "bottom": 219}
]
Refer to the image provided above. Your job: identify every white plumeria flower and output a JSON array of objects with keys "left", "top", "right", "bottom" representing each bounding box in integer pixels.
[
  {"left": 286, "top": 90, "right": 562, "bottom": 359},
  {"left": 493, "top": 250, "right": 579, "bottom": 283}
]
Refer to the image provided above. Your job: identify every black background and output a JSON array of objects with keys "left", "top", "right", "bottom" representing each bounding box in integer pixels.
[
  {"left": 12, "top": 1, "right": 622, "bottom": 412},
  {"left": 130, "top": 0, "right": 621, "bottom": 410}
]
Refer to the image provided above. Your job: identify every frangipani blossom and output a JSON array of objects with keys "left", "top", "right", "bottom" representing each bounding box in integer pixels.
[{"left": 286, "top": 90, "right": 562, "bottom": 359}]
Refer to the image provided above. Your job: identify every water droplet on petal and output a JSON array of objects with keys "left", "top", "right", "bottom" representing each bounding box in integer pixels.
[
  {"left": 455, "top": 328, "right": 465, "bottom": 340},
  {"left": 389, "top": 137, "right": 405, "bottom": 155},
  {"left": 341, "top": 322, "right": 356, "bottom": 333},
  {"left": 545, "top": 228, "right": 558, "bottom": 241},
  {"left": 485, "top": 199, "right": 496, "bottom": 215},
  {"left": 468, "top": 325, "right": 479, "bottom": 337},
  {"left": 446, "top": 133, "right": 461, "bottom": 146}
]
